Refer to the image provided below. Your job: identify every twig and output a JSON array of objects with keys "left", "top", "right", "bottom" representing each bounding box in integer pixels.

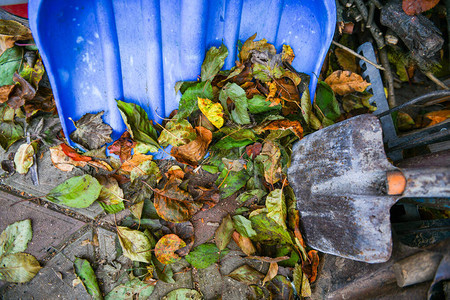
[
  {"left": 424, "top": 72, "right": 449, "bottom": 90},
  {"left": 332, "top": 41, "right": 385, "bottom": 71}
]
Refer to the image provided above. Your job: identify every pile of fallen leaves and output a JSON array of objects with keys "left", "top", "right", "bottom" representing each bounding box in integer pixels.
[{"left": 0, "top": 29, "right": 375, "bottom": 298}]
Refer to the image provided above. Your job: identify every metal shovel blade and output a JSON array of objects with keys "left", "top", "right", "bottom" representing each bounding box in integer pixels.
[
  {"left": 28, "top": 0, "right": 336, "bottom": 146},
  {"left": 287, "top": 114, "right": 399, "bottom": 263}
]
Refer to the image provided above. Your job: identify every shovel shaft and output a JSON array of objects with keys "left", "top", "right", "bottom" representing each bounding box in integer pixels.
[{"left": 387, "top": 168, "right": 450, "bottom": 198}]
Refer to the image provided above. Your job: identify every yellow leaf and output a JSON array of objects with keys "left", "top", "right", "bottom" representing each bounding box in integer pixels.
[
  {"left": 120, "top": 153, "right": 153, "bottom": 172},
  {"left": 281, "top": 44, "right": 295, "bottom": 64},
  {"left": 424, "top": 110, "right": 450, "bottom": 127},
  {"left": 198, "top": 97, "right": 224, "bottom": 129},
  {"left": 324, "top": 70, "right": 370, "bottom": 96}
]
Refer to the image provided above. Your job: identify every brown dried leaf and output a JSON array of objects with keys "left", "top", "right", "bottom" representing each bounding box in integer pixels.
[
  {"left": 245, "top": 143, "right": 262, "bottom": 159},
  {"left": 262, "top": 120, "right": 303, "bottom": 138},
  {"left": 171, "top": 126, "right": 212, "bottom": 166},
  {"left": 262, "top": 262, "right": 278, "bottom": 286},
  {"left": 335, "top": 48, "right": 358, "bottom": 73},
  {"left": 163, "top": 221, "right": 195, "bottom": 257},
  {"left": 0, "top": 20, "right": 32, "bottom": 54},
  {"left": 324, "top": 70, "right": 370, "bottom": 96},
  {"left": 23, "top": 87, "right": 56, "bottom": 117},
  {"left": 0, "top": 85, "right": 14, "bottom": 103},
  {"left": 402, "top": 0, "right": 440, "bottom": 15},
  {"left": 108, "top": 131, "right": 136, "bottom": 162},
  {"left": 239, "top": 33, "right": 276, "bottom": 62},
  {"left": 120, "top": 153, "right": 153, "bottom": 172},
  {"left": 69, "top": 111, "right": 113, "bottom": 150},
  {"left": 49, "top": 145, "right": 87, "bottom": 172},
  {"left": 232, "top": 231, "right": 256, "bottom": 256},
  {"left": 7, "top": 73, "right": 36, "bottom": 109}
]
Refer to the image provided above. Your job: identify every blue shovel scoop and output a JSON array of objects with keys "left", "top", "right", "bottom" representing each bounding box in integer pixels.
[{"left": 29, "top": 0, "right": 336, "bottom": 146}]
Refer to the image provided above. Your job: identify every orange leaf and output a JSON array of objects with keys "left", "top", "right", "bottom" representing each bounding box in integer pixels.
[
  {"left": 263, "top": 120, "right": 304, "bottom": 138},
  {"left": 60, "top": 143, "right": 92, "bottom": 162},
  {"left": 171, "top": 126, "right": 212, "bottom": 166},
  {"left": 49, "top": 145, "right": 87, "bottom": 172},
  {"left": 402, "top": 0, "right": 440, "bottom": 16},
  {"left": 232, "top": 231, "right": 256, "bottom": 256},
  {"left": 262, "top": 262, "right": 279, "bottom": 285},
  {"left": 154, "top": 234, "right": 186, "bottom": 265},
  {"left": 120, "top": 152, "right": 153, "bottom": 172},
  {"left": 424, "top": 110, "right": 450, "bottom": 127},
  {"left": 324, "top": 70, "right": 370, "bottom": 96}
]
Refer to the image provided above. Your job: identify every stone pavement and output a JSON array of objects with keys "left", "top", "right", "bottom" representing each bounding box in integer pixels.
[{"left": 0, "top": 127, "right": 255, "bottom": 299}]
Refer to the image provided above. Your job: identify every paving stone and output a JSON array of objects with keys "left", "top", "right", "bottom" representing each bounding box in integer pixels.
[
  {"left": 1, "top": 228, "right": 95, "bottom": 300},
  {"left": 150, "top": 259, "right": 194, "bottom": 299},
  {"left": 96, "top": 227, "right": 118, "bottom": 263},
  {"left": 0, "top": 143, "right": 104, "bottom": 219},
  {"left": 99, "top": 208, "right": 131, "bottom": 226},
  {"left": 0, "top": 190, "right": 85, "bottom": 261},
  {"left": 193, "top": 263, "right": 223, "bottom": 300}
]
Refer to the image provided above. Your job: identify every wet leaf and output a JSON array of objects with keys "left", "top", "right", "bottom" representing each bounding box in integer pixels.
[
  {"left": 231, "top": 231, "right": 256, "bottom": 256},
  {"left": 60, "top": 143, "right": 92, "bottom": 162},
  {"left": 19, "top": 57, "right": 45, "bottom": 89},
  {"left": 14, "top": 143, "right": 34, "bottom": 174},
  {"left": 69, "top": 111, "right": 113, "bottom": 150},
  {"left": 201, "top": 44, "right": 228, "bottom": 82},
  {"left": 247, "top": 94, "right": 281, "bottom": 114},
  {"left": 0, "top": 219, "right": 32, "bottom": 257},
  {"left": 324, "top": 70, "right": 370, "bottom": 96},
  {"left": 0, "top": 20, "right": 32, "bottom": 53},
  {"left": 215, "top": 214, "right": 235, "bottom": 251},
  {"left": 424, "top": 110, "right": 450, "bottom": 127},
  {"left": 96, "top": 175, "right": 124, "bottom": 206},
  {"left": 0, "top": 85, "right": 14, "bottom": 104},
  {"left": 239, "top": 33, "right": 276, "bottom": 62},
  {"left": 177, "top": 81, "right": 213, "bottom": 120},
  {"left": 301, "top": 88, "right": 321, "bottom": 130},
  {"left": 315, "top": 81, "right": 341, "bottom": 122},
  {"left": 262, "top": 120, "right": 303, "bottom": 138},
  {"left": 108, "top": 131, "right": 136, "bottom": 162},
  {"left": 212, "top": 128, "right": 256, "bottom": 150},
  {"left": 219, "top": 83, "right": 250, "bottom": 124},
  {"left": 397, "top": 112, "right": 415, "bottom": 131},
  {"left": 0, "top": 253, "right": 41, "bottom": 283},
  {"left": 228, "top": 264, "right": 264, "bottom": 285},
  {"left": 74, "top": 257, "right": 103, "bottom": 300},
  {"left": 130, "top": 160, "right": 162, "bottom": 183},
  {"left": 255, "top": 142, "right": 283, "bottom": 185},
  {"left": 7, "top": 72, "right": 36, "bottom": 109},
  {"left": 216, "top": 168, "right": 250, "bottom": 199},
  {"left": 120, "top": 153, "right": 153, "bottom": 173},
  {"left": 185, "top": 243, "right": 229, "bottom": 269},
  {"left": 154, "top": 234, "right": 186, "bottom": 265},
  {"left": 266, "top": 189, "right": 287, "bottom": 229},
  {"left": 158, "top": 119, "right": 197, "bottom": 147},
  {"left": 171, "top": 126, "right": 212, "bottom": 166},
  {"left": 46, "top": 175, "right": 102, "bottom": 208},
  {"left": 117, "top": 226, "right": 152, "bottom": 263},
  {"left": 235, "top": 190, "right": 266, "bottom": 204},
  {"left": 303, "top": 250, "right": 320, "bottom": 283},
  {"left": 232, "top": 215, "right": 257, "bottom": 238},
  {"left": 116, "top": 100, "right": 159, "bottom": 151},
  {"left": 163, "top": 221, "right": 194, "bottom": 257},
  {"left": 162, "top": 288, "right": 202, "bottom": 300},
  {"left": 49, "top": 145, "right": 87, "bottom": 172},
  {"left": 0, "top": 46, "right": 23, "bottom": 86},
  {"left": 99, "top": 201, "right": 125, "bottom": 214},
  {"left": 342, "top": 92, "right": 376, "bottom": 113},
  {"left": 153, "top": 177, "right": 202, "bottom": 223},
  {"left": 402, "top": 0, "right": 440, "bottom": 15},
  {"left": 262, "top": 262, "right": 278, "bottom": 285},
  {"left": 249, "top": 209, "right": 292, "bottom": 245},
  {"left": 198, "top": 97, "right": 224, "bottom": 129},
  {"left": 105, "top": 278, "right": 155, "bottom": 300},
  {"left": 335, "top": 48, "right": 358, "bottom": 73},
  {"left": 267, "top": 275, "right": 294, "bottom": 299}
]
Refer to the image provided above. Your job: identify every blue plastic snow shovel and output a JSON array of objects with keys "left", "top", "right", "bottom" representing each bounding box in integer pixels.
[{"left": 28, "top": 0, "right": 336, "bottom": 146}]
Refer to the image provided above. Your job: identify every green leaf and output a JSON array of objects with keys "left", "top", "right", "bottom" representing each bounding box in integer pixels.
[
  {"left": 216, "top": 168, "right": 250, "bottom": 199},
  {"left": 219, "top": 83, "right": 250, "bottom": 124},
  {"left": 99, "top": 201, "right": 125, "bottom": 214},
  {"left": 74, "top": 257, "right": 103, "bottom": 300},
  {"left": 130, "top": 160, "right": 162, "bottom": 183},
  {"left": 266, "top": 189, "right": 287, "bottom": 229},
  {"left": 0, "top": 46, "right": 23, "bottom": 86},
  {"left": 211, "top": 127, "right": 256, "bottom": 150},
  {"left": 252, "top": 63, "right": 284, "bottom": 82},
  {"left": 46, "top": 175, "right": 102, "bottom": 208},
  {"left": 152, "top": 256, "right": 175, "bottom": 283},
  {"left": 158, "top": 119, "right": 196, "bottom": 147},
  {"left": 117, "top": 226, "right": 152, "bottom": 263},
  {"left": 276, "top": 245, "right": 300, "bottom": 268},
  {"left": 293, "top": 263, "right": 311, "bottom": 297},
  {"left": 0, "top": 219, "right": 32, "bottom": 257},
  {"left": 215, "top": 214, "right": 235, "bottom": 251},
  {"left": 247, "top": 94, "right": 281, "bottom": 114},
  {"left": 19, "top": 58, "right": 45, "bottom": 89},
  {"left": 201, "top": 165, "right": 218, "bottom": 174},
  {"left": 232, "top": 215, "right": 257, "bottom": 238},
  {"left": 0, "top": 253, "right": 41, "bottom": 283},
  {"left": 0, "top": 120, "right": 24, "bottom": 150},
  {"left": 249, "top": 209, "right": 292, "bottom": 245},
  {"left": 69, "top": 111, "right": 113, "bottom": 150},
  {"left": 177, "top": 81, "right": 213, "bottom": 120},
  {"left": 185, "top": 243, "right": 229, "bottom": 269},
  {"left": 228, "top": 264, "right": 264, "bottom": 285},
  {"left": 162, "top": 288, "right": 203, "bottom": 300},
  {"left": 235, "top": 190, "right": 266, "bottom": 204},
  {"left": 117, "top": 100, "right": 159, "bottom": 150},
  {"left": 106, "top": 278, "right": 155, "bottom": 300},
  {"left": 14, "top": 143, "right": 34, "bottom": 174},
  {"left": 315, "top": 81, "right": 340, "bottom": 122},
  {"left": 201, "top": 44, "right": 228, "bottom": 82}
]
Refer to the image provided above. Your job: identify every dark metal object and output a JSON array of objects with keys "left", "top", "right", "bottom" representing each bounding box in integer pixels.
[
  {"left": 287, "top": 114, "right": 450, "bottom": 263},
  {"left": 393, "top": 219, "right": 450, "bottom": 248}
]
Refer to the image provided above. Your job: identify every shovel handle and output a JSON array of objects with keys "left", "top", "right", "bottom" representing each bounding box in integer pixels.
[{"left": 386, "top": 168, "right": 450, "bottom": 198}]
